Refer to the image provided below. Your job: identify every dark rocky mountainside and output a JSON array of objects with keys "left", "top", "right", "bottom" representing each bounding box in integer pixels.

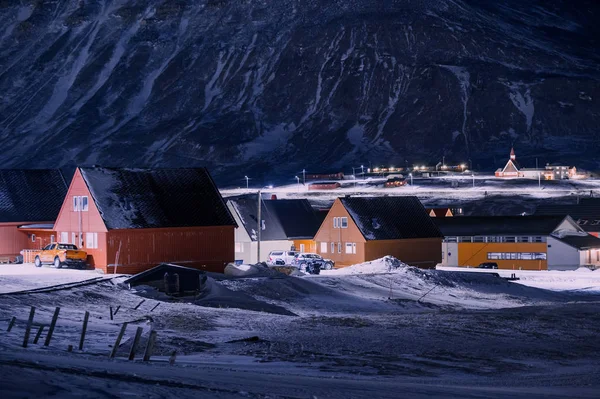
[{"left": 0, "top": 0, "right": 598, "bottom": 185}]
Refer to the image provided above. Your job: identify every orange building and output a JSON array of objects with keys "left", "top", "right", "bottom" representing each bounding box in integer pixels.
[
  {"left": 435, "top": 215, "right": 600, "bottom": 270},
  {"left": 0, "top": 169, "right": 67, "bottom": 262},
  {"left": 53, "top": 167, "right": 236, "bottom": 274},
  {"left": 314, "top": 196, "right": 443, "bottom": 268}
]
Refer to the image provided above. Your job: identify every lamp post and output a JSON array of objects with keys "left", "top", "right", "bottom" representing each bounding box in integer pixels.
[
  {"left": 472, "top": 173, "right": 475, "bottom": 188},
  {"left": 244, "top": 175, "right": 249, "bottom": 189},
  {"left": 361, "top": 165, "right": 364, "bottom": 180},
  {"left": 302, "top": 169, "right": 306, "bottom": 185},
  {"left": 409, "top": 173, "right": 413, "bottom": 186},
  {"left": 538, "top": 172, "right": 541, "bottom": 190},
  {"left": 295, "top": 176, "right": 300, "bottom": 192}
]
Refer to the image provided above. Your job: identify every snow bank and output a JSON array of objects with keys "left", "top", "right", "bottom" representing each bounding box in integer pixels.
[
  {"left": 224, "top": 263, "right": 279, "bottom": 277},
  {"left": 327, "top": 256, "right": 409, "bottom": 275}
]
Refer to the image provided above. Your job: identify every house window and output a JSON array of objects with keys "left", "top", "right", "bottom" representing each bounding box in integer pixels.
[
  {"left": 50, "top": 234, "right": 55, "bottom": 243},
  {"left": 333, "top": 217, "right": 339, "bottom": 228},
  {"left": 331, "top": 242, "right": 335, "bottom": 253},
  {"left": 345, "top": 243, "right": 353, "bottom": 254},
  {"left": 71, "top": 232, "right": 76, "bottom": 245},
  {"left": 31, "top": 234, "right": 36, "bottom": 243},
  {"left": 73, "top": 196, "right": 89, "bottom": 211},
  {"left": 353, "top": 243, "right": 356, "bottom": 254},
  {"left": 341, "top": 217, "right": 348, "bottom": 228},
  {"left": 85, "top": 232, "right": 98, "bottom": 249},
  {"left": 473, "top": 236, "right": 485, "bottom": 243},
  {"left": 337, "top": 242, "right": 342, "bottom": 253},
  {"left": 505, "top": 237, "right": 516, "bottom": 243},
  {"left": 320, "top": 242, "right": 327, "bottom": 253},
  {"left": 487, "top": 252, "right": 547, "bottom": 260},
  {"left": 300, "top": 243, "right": 305, "bottom": 252},
  {"left": 532, "top": 237, "right": 544, "bottom": 243},
  {"left": 517, "top": 237, "right": 530, "bottom": 243},
  {"left": 459, "top": 237, "right": 472, "bottom": 243},
  {"left": 60, "top": 232, "right": 68, "bottom": 243},
  {"left": 234, "top": 242, "right": 243, "bottom": 253},
  {"left": 446, "top": 236, "right": 458, "bottom": 242}
]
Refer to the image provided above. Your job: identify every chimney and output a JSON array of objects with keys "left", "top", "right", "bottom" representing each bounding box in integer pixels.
[{"left": 270, "top": 194, "right": 277, "bottom": 200}]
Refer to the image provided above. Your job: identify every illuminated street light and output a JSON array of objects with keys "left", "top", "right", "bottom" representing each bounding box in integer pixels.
[{"left": 244, "top": 175, "right": 249, "bottom": 189}]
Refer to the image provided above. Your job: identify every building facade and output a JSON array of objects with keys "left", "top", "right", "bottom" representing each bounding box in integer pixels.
[
  {"left": 54, "top": 167, "right": 236, "bottom": 274},
  {"left": 314, "top": 196, "right": 443, "bottom": 268},
  {"left": 435, "top": 216, "right": 600, "bottom": 270}
]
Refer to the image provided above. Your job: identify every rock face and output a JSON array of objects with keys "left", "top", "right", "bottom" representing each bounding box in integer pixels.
[{"left": 0, "top": 0, "right": 598, "bottom": 184}]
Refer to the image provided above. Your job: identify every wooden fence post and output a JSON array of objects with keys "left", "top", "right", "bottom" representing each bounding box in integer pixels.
[
  {"left": 169, "top": 350, "right": 177, "bottom": 365},
  {"left": 113, "top": 305, "right": 121, "bottom": 316},
  {"left": 7, "top": 316, "right": 16, "bottom": 332},
  {"left": 79, "top": 311, "right": 89, "bottom": 351},
  {"left": 109, "top": 322, "right": 128, "bottom": 359},
  {"left": 33, "top": 325, "right": 45, "bottom": 344},
  {"left": 67, "top": 345, "right": 73, "bottom": 352},
  {"left": 134, "top": 300, "right": 145, "bottom": 310},
  {"left": 128, "top": 327, "right": 144, "bottom": 361},
  {"left": 110, "top": 306, "right": 113, "bottom": 321},
  {"left": 150, "top": 303, "right": 160, "bottom": 312},
  {"left": 142, "top": 330, "right": 157, "bottom": 361},
  {"left": 22, "top": 306, "right": 36, "bottom": 348},
  {"left": 44, "top": 307, "right": 60, "bottom": 347}
]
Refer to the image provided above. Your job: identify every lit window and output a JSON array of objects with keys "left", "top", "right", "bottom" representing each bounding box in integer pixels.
[
  {"left": 60, "top": 232, "right": 68, "bottom": 243},
  {"left": 320, "top": 242, "right": 327, "bottom": 253},
  {"left": 300, "top": 243, "right": 305, "bottom": 252},
  {"left": 85, "top": 232, "right": 98, "bottom": 249},
  {"left": 345, "top": 243, "right": 353, "bottom": 254}
]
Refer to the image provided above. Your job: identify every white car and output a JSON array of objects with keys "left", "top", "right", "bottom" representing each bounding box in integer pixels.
[{"left": 267, "top": 250, "right": 298, "bottom": 266}]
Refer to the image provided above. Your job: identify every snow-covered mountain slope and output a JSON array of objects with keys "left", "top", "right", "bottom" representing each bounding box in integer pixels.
[{"left": 0, "top": 1, "right": 598, "bottom": 184}]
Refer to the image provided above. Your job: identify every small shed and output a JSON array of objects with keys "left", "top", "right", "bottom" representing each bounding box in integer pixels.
[{"left": 124, "top": 263, "right": 207, "bottom": 295}]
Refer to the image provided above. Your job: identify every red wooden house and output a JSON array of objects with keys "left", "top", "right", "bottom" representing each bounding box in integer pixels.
[
  {"left": 53, "top": 167, "right": 236, "bottom": 274},
  {"left": 0, "top": 169, "right": 67, "bottom": 261}
]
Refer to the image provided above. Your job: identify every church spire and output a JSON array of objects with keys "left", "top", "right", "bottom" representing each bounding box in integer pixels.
[{"left": 510, "top": 147, "right": 516, "bottom": 161}]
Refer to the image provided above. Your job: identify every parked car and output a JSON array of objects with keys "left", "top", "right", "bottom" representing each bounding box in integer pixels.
[
  {"left": 477, "top": 262, "right": 498, "bottom": 269},
  {"left": 291, "top": 253, "right": 335, "bottom": 271},
  {"left": 34, "top": 243, "right": 88, "bottom": 269},
  {"left": 267, "top": 250, "right": 298, "bottom": 266}
]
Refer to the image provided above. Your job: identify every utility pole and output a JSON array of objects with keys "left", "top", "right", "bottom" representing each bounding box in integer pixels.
[
  {"left": 361, "top": 165, "right": 364, "bottom": 180},
  {"left": 257, "top": 190, "right": 261, "bottom": 263},
  {"left": 472, "top": 173, "right": 475, "bottom": 188},
  {"left": 538, "top": 172, "right": 541, "bottom": 189},
  {"left": 302, "top": 169, "right": 306, "bottom": 185},
  {"left": 295, "top": 176, "right": 300, "bottom": 192}
]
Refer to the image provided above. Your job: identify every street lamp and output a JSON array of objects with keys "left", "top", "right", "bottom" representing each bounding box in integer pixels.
[
  {"left": 244, "top": 175, "right": 249, "bottom": 189},
  {"left": 295, "top": 176, "right": 300, "bottom": 192},
  {"left": 472, "top": 173, "right": 475, "bottom": 188},
  {"left": 460, "top": 164, "right": 466, "bottom": 172},
  {"left": 302, "top": 169, "right": 306, "bottom": 185},
  {"left": 409, "top": 173, "right": 413, "bottom": 186},
  {"left": 361, "top": 165, "right": 364, "bottom": 180}
]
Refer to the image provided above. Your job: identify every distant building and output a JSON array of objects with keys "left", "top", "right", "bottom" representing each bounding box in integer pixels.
[
  {"left": 535, "top": 199, "right": 600, "bottom": 237},
  {"left": 308, "top": 182, "right": 341, "bottom": 190},
  {"left": 305, "top": 172, "right": 344, "bottom": 181},
  {"left": 435, "top": 215, "right": 600, "bottom": 270},
  {"left": 495, "top": 148, "right": 576, "bottom": 180},
  {"left": 427, "top": 208, "right": 453, "bottom": 217}
]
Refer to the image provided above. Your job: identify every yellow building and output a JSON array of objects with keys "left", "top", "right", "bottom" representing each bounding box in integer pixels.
[{"left": 434, "top": 215, "right": 600, "bottom": 271}]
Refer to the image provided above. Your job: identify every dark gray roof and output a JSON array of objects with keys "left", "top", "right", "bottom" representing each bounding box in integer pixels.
[
  {"left": 434, "top": 215, "right": 572, "bottom": 236},
  {"left": 555, "top": 234, "right": 600, "bottom": 250},
  {"left": 228, "top": 196, "right": 321, "bottom": 241},
  {"left": 534, "top": 203, "right": 600, "bottom": 232},
  {"left": 340, "top": 196, "right": 443, "bottom": 240},
  {"left": 80, "top": 167, "right": 236, "bottom": 230},
  {"left": 0, "top": 169, "right": 67, "bottom": 223}
]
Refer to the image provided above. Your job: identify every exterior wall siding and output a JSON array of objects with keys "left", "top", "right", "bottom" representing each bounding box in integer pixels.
[
  {"left": 293, "top": 240, "right": 316, "bottom": 253},
  {"left": 314, "top": 199, "right": 366, "bottom": 266},
  {"left": 104, "top": 226, "right": 234, "bottom": 275},
  {"left": 546, "top": 237, "right": 579, "bottom": 270},
  {"left": 365, "top": 238, "right": 442, "bottom": 269},
  {"left": 457, "top": 242, "right": 548, "bottom": 270},
  {"left": 0, "top": 223, "right": 29, "bottom": 257}
]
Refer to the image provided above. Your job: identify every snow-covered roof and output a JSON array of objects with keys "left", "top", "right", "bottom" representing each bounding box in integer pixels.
[
  {"left": 80, "top": 167, "right": 236, "bottom": 230},
  {"left": 0, "top": 169, "right": 67, "bottom": 223},
  {"left": 340, "top": 196, "right": 443, "bottom": 241},
  {"left": 434, "top": 215, "right": 575, "bottom": 236}
]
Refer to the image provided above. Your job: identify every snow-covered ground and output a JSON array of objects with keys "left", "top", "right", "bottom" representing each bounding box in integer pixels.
[{"left": 1, "top": 259, "right": 600, "bottom": 398}]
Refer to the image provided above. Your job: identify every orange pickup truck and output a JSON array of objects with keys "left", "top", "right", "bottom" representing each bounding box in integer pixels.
[{"left": 34, "top": 243, "right": 88, "bottom": 269}]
